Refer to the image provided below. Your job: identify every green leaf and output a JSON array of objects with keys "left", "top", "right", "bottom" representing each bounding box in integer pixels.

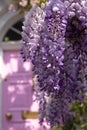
[{"left": 52, "top": 126, "right": 63, "bottom": 130}]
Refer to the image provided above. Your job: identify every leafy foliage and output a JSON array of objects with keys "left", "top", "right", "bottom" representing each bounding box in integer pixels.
[{"left": 52, "top": 95, "right": 87, "bottom": 130}]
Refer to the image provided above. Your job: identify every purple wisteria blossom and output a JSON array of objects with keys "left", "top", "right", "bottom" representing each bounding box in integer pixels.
[
  {"left": 21, "top": 4, "right": 45, "bottom": 61},
  {"left": 21, "top": 0, "right": 87, "bottom": 128}
]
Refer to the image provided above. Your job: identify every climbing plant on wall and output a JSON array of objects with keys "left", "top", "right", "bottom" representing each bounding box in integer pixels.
[{"left": 10, "top": 0, "right": 87, "bottom": 129}]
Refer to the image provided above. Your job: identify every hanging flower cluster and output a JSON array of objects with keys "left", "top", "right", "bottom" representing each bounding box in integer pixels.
[
  {"left": 21, "top": 4, "right": 45, "bottom": 61},
  {"left": 21, "top": 0, "right": 87, "bottom": 128}
]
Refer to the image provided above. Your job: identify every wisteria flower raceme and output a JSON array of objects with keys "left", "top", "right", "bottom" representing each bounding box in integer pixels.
[
  {"left": 21, "top": 4, "right": 45, "bottom": 61},
  {"left": 21, "top": 0, "right": 87, "bottom": 128}
]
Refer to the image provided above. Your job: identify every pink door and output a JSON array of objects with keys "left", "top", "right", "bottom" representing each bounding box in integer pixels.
[{"left": 2, "top": 50, "right": 49, "bottom": 130}]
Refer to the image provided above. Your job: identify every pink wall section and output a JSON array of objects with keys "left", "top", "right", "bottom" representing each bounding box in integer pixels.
[{"left": 2, "top": 50, "right": 50, "bottom": 130}]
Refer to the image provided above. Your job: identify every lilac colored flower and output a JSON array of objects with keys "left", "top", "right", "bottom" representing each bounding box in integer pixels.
[
  {"left": 8, "top": 3, "right": 18, "bottom": 12},
  {"left": 21, "top": 0, "right": 87, "bottom": 128},
  {"left": 21, "top": 4, "right": 45, "bottom": 61}
]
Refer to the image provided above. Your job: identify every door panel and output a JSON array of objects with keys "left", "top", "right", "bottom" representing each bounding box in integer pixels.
[{"left": 2, "top": 50, "right": 49, "bottom": 130}]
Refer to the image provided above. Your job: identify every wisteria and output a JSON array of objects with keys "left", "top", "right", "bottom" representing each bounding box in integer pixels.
[
  {"left": 21, "top": 0, "right": 87, "bottom": 128},
  {"left": 21, "top": 4, "right": 45, "bottom": 61}
]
